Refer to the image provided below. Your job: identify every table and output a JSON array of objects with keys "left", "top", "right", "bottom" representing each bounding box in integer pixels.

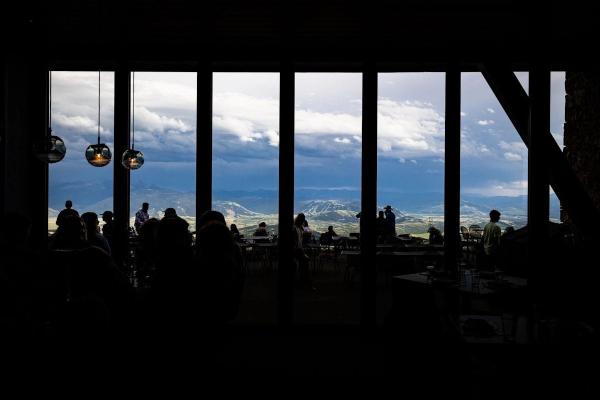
[
  {"left": 242, "top": 236, "right": 273, "bottom": 243},
  {"left": 241, "top": 242, "right": 277, "bottom": 274}
]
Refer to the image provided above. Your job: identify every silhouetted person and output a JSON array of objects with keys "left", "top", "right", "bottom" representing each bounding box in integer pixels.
[
  {"left": 145, "top": 212, "right": 198, "bottom": 338},
  {"left": 428, "top": 226, "right": 443, "bottom": 245},
  {"left": 45, "top": 215, "right": 133, "bottom": 338},
  {"left": 195, "top": 221, "right": 245, "bottom": 324},
  {"left": 482, "top": 209, "right": 502, "bottom": 270},
  {"left": 320, "top": 225, "right": 337, "bottom": 245},
  {"left": 81, "top": 212, "right": 111, "bottom": 255},
  {"left": 230, "top": 224, "right": 241, "bottom": 241},
  {"left": 163, "top": 207, "right": 177, "bottom": 219},
  {"left": 384, "top": 205, "right": 396, "bottom": 239},
  {"left": 376, "top": 210, "right": 386, "bottom": 242},
  {"left": 294, "top": 213, "right": 314, "bottom": 290},
  {"left": 101, "top": 211, "right": 114, "bottom": 249},
  {"left": 135, "top": 202, "right": 150, "bottom": 234},
  {"left": 56, "top": 200, "right": 79, "bottom": 227},
  {"left": 302, "top": 219, "right": 313, "bottom": 245},
  {"left": 254, "top": 221, "right": 268, "bottom": 237},
  {"left": 136, "top": 217, "right": 160, "bottom": 283},
  {"left": 197, "top": 210, "right": 227, "bottom": 229}
]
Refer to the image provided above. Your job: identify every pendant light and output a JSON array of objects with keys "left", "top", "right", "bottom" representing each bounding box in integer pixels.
[
  {"left": 85, "top": 70, "right": 112, "bottom": 167},
  {"left": 34, "top": 70, "right": 67, "bottom": 163},
  {"left": 122, "top": 71, "right": 144, "bottom": 170}
]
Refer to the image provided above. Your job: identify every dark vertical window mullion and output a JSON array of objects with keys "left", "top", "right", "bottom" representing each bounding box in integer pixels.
[
  {"left": 361, "top": 67, "right": 377, "bottom": 328},
  {"left": 278, "top": 66, "right": 295, "bottom": 326},
  {"left": 0, "top": 62, "right": 4, "bottom": 216},
  {"left": 113, "top": 67, "right": 131, "bottom": 265},
  {"left": 444, "top": 69, "right": 461, "bottom": 274},
  {"left": 30, "top": 65, "right": 49, "bottom": 248},
  {"left": 528, "top": 68, "right": 550, "bottom": 292},
  {"left": 197, "top": 66, "right": 213, "bottom": 219}
]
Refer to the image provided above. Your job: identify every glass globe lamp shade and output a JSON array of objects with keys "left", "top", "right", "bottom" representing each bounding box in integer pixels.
[
  {"left": 85, "top": 143, "right": 112, "bottom": 167},
  {"left": 121, "top": 149, "right": 144, "bottom": 170},
  {"left": 34, "top": 135, "right": 67, "bottom": 163}
]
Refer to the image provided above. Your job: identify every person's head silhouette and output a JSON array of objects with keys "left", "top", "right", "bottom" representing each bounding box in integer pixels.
[
  {"left": 164, "top": 208, "right": 177, "bottom": 218},
  {"left": 142, "top": 202, "right": 149, "bottom": 212},
  {"left": 81, "top": 212, "right": 100, "bottom": 235},
  {"left": 294, "top": 213, "right": 306, "bottom": 227},
  {"left": 490, "top": 209, "right": 501, "bottom": 222},
  {"left": 197, "top": 210, "right": 226, "bottom": 230},
  {"left": 102, "top": 211, "right": 113, "bottom": 223},
  {"left": 65, "top": 200, "right": 73, "bottom": 209},
  {"left": 54, "top": 215, "right": 87, "bottom": 248}
]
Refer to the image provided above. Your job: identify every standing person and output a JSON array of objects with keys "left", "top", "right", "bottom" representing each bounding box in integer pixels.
[
  {"left": 56, "top": 200, "right": 79, "bottom": 227},
  {"left": 293, "top": 213, "right": 315, "bottom": 291},
  {"left": 135, "top": 202, "right": 150, "bottom": 234},
  {"left": 376, "top": 210, "right": 386, "bottom": 243},
  {"left": 482, "top": 209, "right": 502, "bottom": 270},
  {"left": 384, "top": 205, "right": 396, "bottom": 240}
]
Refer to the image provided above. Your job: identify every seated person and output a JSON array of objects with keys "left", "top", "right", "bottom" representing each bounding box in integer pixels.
[
  {"left": 81, "top": 212, "right": 112, "bottom": 255},
  {"left": 302, "top": 220, "right": 313, "bottom": 245},
  {"left": 254, "top": 222, "right": 269, "bottom": 237},
  {"left": 427, "top": 226, "right": 444, "bottom": 245},
  {"left": 230, "top": 224, "right": 242, "bottom": 241},
  {"left": 320, "top": 225, "right": 337, "bottom": 245}
]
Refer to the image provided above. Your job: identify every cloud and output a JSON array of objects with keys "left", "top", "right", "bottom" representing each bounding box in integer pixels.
[
  {"left": 464, "top": 180, "right": 528, "bottom": 197},
  {"left": 478, "top": 120, "right": 495, "bottom": 126},
  {"left": 376, "top": 99, "right": 445, "bottom": 158},
  {"left": 53, "top": 113, "right": 108, "bottom": 136},
  {"left": 487, "top": 108, "right": 496, "bottom": 114},
  {"left": 135, "top": 106, "right": 191, "bottom": 133},
  {"left": 213, "top": 92, "right": 279, "bottom": 146},
  {"left": 295, "top": 109, "right": 361, "bottom": 135},
  {"left": 499, "top": 140, "right": 527, "bottom": 161},
  {"left": 334, "top": 137, "right": 352, "bottom": 144},
  {"left": 504, "top": 152, "right": 523, "bottom": 161},
  {"left": 498, "top": 140, "right": 526, "bottom": 152}
]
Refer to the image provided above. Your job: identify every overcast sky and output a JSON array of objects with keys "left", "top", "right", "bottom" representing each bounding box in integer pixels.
[{"left": 49, "top": 71, "right": 566, "bottom": 208}]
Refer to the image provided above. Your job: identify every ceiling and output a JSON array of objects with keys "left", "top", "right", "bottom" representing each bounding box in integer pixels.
[{"left": 3, "top": 0, "right": 598, "bottom": 70}]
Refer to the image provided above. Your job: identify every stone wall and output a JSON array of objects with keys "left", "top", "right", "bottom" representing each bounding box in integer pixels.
[{"left": 564, "top": 72, "right": 600, "bottom": 216}]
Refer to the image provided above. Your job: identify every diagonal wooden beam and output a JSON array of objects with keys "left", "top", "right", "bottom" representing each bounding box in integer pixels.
[{"left": 482, "top": 65, "right": 600, "bottom": 235}]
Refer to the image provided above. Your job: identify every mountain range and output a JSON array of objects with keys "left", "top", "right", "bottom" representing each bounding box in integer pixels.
[{"left": 49, "top": 180, "right": 560, "bottom": 233}]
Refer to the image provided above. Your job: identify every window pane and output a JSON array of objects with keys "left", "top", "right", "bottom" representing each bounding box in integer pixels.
[
  {"left": 49, "top": 71, "right": 114, "bottom": 233},
  {"left": 128, "top": 72, "right": 197, "bottom": 231},
  {"left": 377, "top": 72, "right": 445, "bottom": 323},
  {"left": 550, "top": 71, "right": 566, "bottom": 222},
  {"left": 460, "top": 72, "right": 528, "bottom": 272},
  {"left": 294, "top": 73, "right": 362, "bottom": 324},
  {"left": 212, "top": 72, "right": 279, "bottom": 325}
]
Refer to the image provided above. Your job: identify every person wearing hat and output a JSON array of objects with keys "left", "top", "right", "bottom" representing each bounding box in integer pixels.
[{"left": 384, "top": 205, "right": 396, "bottom": 239}]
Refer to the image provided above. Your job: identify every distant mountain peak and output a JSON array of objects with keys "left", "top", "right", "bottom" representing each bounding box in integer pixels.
[{"left": 213, "top": 200, "right": 260, "bottom": 217}]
